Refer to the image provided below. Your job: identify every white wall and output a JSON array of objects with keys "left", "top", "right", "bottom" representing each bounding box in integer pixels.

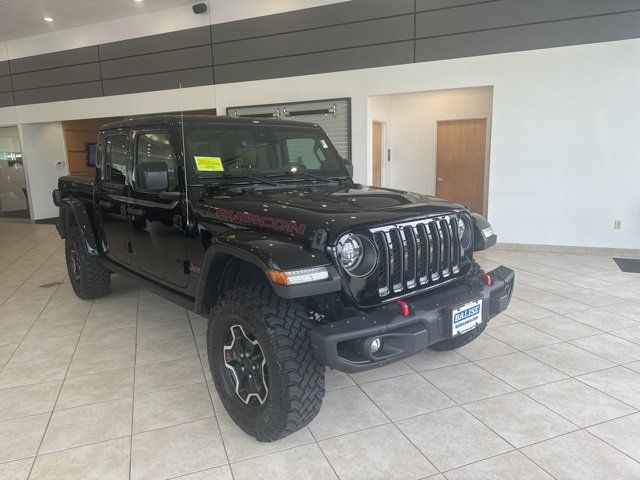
[
  {"left": 18, "top": 122, "right": 68, "bottom": 220},
  {"left": 371, "top": 87, "right": 493, "bottom": 199},
  {"left": 1, "top": 37, "right": 638, "bottom": 248}
]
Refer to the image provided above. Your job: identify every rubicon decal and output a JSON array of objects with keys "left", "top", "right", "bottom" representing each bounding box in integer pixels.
[{"left": 215, "top": 208, "right": 307, "bottom": 236}]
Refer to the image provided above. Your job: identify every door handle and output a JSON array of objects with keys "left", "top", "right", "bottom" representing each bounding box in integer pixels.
[
  {"left": 99, "top": 200, "right": 113, "bottom": 209},
  {"left": 129, "top": 207, "right": 145, "bottom": 217},
  {"left": 437, "top": 177, "right": 445, "bottom": 182}
]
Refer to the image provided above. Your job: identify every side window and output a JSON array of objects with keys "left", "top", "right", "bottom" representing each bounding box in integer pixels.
[
  {"left": 285, "top": 138, "right": 325, "bottom": 170},
  {"left": 104, "top": 135, "right": 129, "bottom": 184},
  {"left": 136, "top": 132, "right": 178, "bottom": 191}
]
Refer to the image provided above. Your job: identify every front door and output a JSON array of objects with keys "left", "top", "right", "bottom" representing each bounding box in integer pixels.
[
  {"left": 436, "top": 118, "right": 487, "bottom": 215},
  {"left": 372, "top": 121, "right": 383, "bottom": 187},
  {"left": 98, "top": 132, "right": 131, "bottom": 264},
  {"left": 129, "top": 130, "right": 188, "bottom": 288}
]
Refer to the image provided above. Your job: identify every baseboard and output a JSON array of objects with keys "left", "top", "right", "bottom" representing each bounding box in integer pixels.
[
  {"left": 494, "top": 242, "right": 640, "bottom": 257},
  {"left": 34, "top": 217, "right": 59, "bottom": 225}
]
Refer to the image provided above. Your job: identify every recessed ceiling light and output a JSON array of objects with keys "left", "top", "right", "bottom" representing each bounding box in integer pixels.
[{"left": 44, "top": 17, "right": 54, "bottom": 22}]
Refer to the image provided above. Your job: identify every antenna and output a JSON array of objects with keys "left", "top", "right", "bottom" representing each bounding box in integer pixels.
[{"left": 179, "top": 82, "right": 191, "bottom": 227}]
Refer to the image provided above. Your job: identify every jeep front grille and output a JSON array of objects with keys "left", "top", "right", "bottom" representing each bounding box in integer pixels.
[{"left": 371, "top": 216, "right": 462, "bottom": 297}]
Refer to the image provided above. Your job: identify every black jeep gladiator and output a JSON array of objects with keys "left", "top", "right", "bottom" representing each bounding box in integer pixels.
[{"left": 53, "top": 115, "right": 514, "bottom": 441}]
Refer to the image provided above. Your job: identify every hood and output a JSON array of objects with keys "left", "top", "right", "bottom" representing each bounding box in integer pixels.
[{"left": 194, "top": 184, "right": 465, "bottom": 244}]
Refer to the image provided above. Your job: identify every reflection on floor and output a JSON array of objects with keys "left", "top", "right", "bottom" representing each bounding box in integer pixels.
[{"left": 1, "top": 222, "right": 640, "bottom": 479}]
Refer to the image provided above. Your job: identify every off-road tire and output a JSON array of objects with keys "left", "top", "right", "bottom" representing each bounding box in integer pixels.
[
  {"left": 65, "top": 225, "right": 110, "bottom": 299},
  {"left": 207, "top": 284, "right": 325, "bottom": 442},
  {"left": 429, "top": 319, "right": 488, "bottom": 351}
]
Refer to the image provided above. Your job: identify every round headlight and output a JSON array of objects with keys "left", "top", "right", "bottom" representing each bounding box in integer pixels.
[
  {"left": 458, "top": 215, "right": 473, "bottom": 249},
  {"left": 336, "top": 235, "right": 377, "bottom": 277},
  {"left": 457, "top": 218, "right": 466, "bottom": 239},
  {"left": 338, "top": 235, "right": 364, "bottom": 270}
]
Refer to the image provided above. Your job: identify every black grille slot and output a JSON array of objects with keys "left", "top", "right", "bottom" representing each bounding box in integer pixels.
[
  {"left": 402, "top": 227, "right": 417, "bottom": 289},
  {"left": 370, "top": 216, "right": 464, "bottom": 298},
  {"left": 373, "top": 231, "right": 390, "bottom": 296},
  {"left": 387, "top": 229, "right": 403, "bottom": 292}
]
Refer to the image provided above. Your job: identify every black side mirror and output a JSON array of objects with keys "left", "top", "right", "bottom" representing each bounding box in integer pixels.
[{"left": 135, "top": 162, "right": 169, "bottom": 192}]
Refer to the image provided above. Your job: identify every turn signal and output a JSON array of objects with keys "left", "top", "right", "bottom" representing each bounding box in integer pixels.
[{"left": 268, "top": 267, "right": 330, "bottom": 286}]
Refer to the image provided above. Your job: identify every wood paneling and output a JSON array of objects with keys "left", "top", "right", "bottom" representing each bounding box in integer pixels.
[
  {"left": 436, "top": 119, "right": 487, "bottom": 215},
  {"left": 63, "top": 117, "right": 119, "bottom": 175}
]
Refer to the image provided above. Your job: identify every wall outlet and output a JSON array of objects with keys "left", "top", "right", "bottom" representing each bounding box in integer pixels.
[{"left": 614, "top": 219, "right": 622, "bottom": 230}]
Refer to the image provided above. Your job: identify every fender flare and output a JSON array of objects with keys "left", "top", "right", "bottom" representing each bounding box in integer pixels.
[
  {"left": 59, "top": 198, "right": 100, "bottom": 256},
  {"left": 194, "top": 233, "right": 341, "bottom": 315}
]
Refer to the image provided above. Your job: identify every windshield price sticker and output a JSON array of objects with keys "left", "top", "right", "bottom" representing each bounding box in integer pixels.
[{"left": 195, "top": 156, "right": 224, "bottom": 172}]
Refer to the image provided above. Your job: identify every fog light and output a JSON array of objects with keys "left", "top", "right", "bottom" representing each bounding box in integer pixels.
[{"left": 370, "top": 337, "right": 382, "bottom": 354}]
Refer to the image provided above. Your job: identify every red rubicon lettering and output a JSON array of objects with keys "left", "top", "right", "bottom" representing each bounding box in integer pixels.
[{"left": 215, "top": 208, "right": 307, "bottom": 236}]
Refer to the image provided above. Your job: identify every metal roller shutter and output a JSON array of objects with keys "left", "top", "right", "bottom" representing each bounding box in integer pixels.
[{"left": 227, "top": 98, "right": 351, "bottom": 159}]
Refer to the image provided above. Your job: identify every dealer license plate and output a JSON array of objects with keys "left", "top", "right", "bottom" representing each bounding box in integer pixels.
[{"left": 451, "top": 298, "right": 483, "bottom": 337}]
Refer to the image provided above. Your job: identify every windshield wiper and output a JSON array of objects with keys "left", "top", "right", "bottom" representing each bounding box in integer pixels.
[
  {"left": 214, "top": 173, "right": 279, "bottom": 186},
  {"left": 266, "top": 171, "right": 333, "bottom": 183}
]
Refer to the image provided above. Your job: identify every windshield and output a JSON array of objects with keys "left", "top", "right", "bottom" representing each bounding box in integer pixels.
[{"left": 185, "top": 122, "right": 348, "bottom": 182}]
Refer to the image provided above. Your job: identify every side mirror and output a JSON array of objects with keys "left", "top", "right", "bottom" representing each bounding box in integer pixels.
[
  {"left": 343, "top": 158, "right": 353, "bottom": 177},
  {"left": 135, "top": 162, "right": 169, "bottom": 192}
]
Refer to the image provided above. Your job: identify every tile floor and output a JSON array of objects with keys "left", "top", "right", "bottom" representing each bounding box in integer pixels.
[{"left": 1, "top": 222, "right": 640, "bottom": 479}]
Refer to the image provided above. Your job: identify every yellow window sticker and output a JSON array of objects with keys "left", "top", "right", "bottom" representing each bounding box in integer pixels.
[{"left": 195, "top": 156, "right": 224, "bottom": 172}]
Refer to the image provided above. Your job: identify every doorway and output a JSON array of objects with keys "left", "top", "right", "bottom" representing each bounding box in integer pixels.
[
  {"left": 436, "top": 118, "right": 488, "bottom": 215},
  {"left": 372, "top": 121, "right": 384, "bottom": 187},
  {"left": 0, "top": 126, "right": 29, "bottom": 219}
]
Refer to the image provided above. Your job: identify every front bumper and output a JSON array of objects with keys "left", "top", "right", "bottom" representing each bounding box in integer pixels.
[{"left": 311, "top": 266, "right": 515, "bottom": 373}]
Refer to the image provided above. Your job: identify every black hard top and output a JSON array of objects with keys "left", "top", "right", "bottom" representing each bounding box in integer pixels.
[{"left": 101, "top": 114, "right": 320, "bottom": 132}]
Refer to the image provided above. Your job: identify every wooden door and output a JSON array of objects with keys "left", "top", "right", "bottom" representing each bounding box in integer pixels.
[
  {"left": 372, "top": 122, "right": 383, "bottom": 187},
  {"left": 436, "top": 118, "right": 487, "bottom": 214}
]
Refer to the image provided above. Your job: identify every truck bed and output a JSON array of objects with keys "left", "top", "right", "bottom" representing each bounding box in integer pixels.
[{"left": 58, "top": 174, "right": 95, "bottom": 200}]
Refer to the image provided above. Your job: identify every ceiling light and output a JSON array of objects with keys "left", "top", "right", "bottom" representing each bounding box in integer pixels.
[{"left": 44, "top": 17, "right": 53, "bottom": 22}]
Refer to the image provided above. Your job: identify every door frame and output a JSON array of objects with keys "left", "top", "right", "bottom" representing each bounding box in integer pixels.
[
  {"left": 371, "top": 120, "right": 387, "bottom": 187},
  {"left": 434, "top": 116, "right": 492, "bottom": 216}
]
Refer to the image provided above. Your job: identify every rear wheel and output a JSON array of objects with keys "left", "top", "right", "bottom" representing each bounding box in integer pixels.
[
  {"left": 207, "top": 284, "right": 325, "bottom": 441},
  {"left": 65, "top": 225, "right": 110, "bottom": 299}
]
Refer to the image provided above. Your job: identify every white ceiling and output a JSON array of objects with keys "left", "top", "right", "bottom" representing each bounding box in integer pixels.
[{"left": 0, "top": 0, "right": 198, "bottom": 43}]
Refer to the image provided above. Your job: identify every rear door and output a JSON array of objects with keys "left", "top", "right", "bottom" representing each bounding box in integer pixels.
[
  {"left": 128, "top": 129, "right": 188, "bottom": 288},
  {"left": 97, "top": 131, "right": 132, "bottom": 264}
]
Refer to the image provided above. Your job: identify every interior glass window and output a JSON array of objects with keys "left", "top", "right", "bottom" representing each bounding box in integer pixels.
[
  {"left": 136, "top": 132, "right": 179, "bottom": 191},
  {"left": 104, "top": 135, "right": 128, "bottom": 184}
]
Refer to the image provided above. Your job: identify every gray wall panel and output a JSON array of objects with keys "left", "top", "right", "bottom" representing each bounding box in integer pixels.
[
  {"left": 0, "top": 62, "right": 9, "bottom": 77},
  {"left": 212, "top": 0, "right": 415, "bottom": 43},
  {"left": 417, "top": 0, "right": 640, "bottom": 38},
  {"left": 0, "top": 76, "right": 12, "bottom": 93},
  {"left": 99, "top": 26, "right": 211, "bottom": 60},
  {"left": 13, "top": 81, "right": 102, "bottom": 105},
  {"left": 0, "top": 92, "right": 14, "bottom": 107},
  {"left": 416, "top": 10, "right": 640, "bottom": 62},
  {"left": 416, "top": 0, "right": 500, "bottom": 12},
  {"left": 102, "top": 66, "right": 213, "bottom": 96},
  {"left": 215, "top": 41, "right": 414, "bottom": 84},
  {"left": 215, "top": 15, "right": 414, "bottom": 65},
  {"left": 12, "top": 63, "right": 101, "bottom": 91},
  {"left": 101, "top": 45, "right": 213, "bottom": 79},
  {"left": 9, "top": 46, "right": 99, "bottom": 74}
]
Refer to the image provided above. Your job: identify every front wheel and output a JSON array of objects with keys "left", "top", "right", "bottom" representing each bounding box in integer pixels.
[
  {"left": 207, "top": 284, "right": 325, "bottom": 442},
  {"left": 65, "top": 225, "right": 111, "bottom": 299}
]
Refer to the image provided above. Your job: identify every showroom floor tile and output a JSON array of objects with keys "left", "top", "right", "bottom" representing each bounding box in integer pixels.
[{"left": 1, "top": 222, "right": 640, "bottom": 479}]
